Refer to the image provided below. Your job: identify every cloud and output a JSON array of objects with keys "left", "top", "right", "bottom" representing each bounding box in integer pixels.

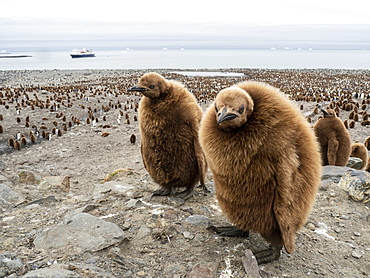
[{"left": 2, "top": 17, "right": 370, "bottom": 52}]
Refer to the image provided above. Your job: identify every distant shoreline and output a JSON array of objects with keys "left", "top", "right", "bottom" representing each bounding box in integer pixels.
[{"left": 0, "top": 54, "right": 32, "bottom": 58}]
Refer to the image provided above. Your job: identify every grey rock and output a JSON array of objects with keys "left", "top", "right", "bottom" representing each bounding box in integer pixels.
[
  {"left": 351, "top": 250, "right": 364, "bottom": 259},
  {"left": 24, "top": 196, "right": 57, "bottom": 207},
  {"left": 303, "top": 111, "right": 316, "bottom": 118},
  {"left": 306, "top": 223, "right": 316, "bottom": 231},
  {"left": 185, "top": 215, "right": 211, "bottom": 226},
  {"left": 320, "top": 179, "right": 332, "bottom": 191},
  {"left": 21, "top": 268, "right": 83, "bottom": 278},
  {"left": 93, "top": 181, "right": 136, "bottom": 197},
  {"left": 136, "top": 225, "right": 151, "bottom": 238},
  {"left": 126, "top": 199, "right": 144, "bottom": 208},
  {"left": 0, "top": 161, "right": 6, "bottom": 171},
  {"left": 242, "top": 249, "right": 261, "bottom": 278},
  {"left": 18, "top": 170, "right": 40, "bottom": 185},
  {"left": 67, "top": 263, "right": 116, "bottom": 278},
  {"left": 3, "top": 257, "right": 23, "bottom": 271},
  {"left": 183, "top": 231, "right": 194, "bottom": 239},
  {"left": 187, "top": 262, "right": 218, "bottom": 278},
  {"left": 34, "top": 213, "right": 127, "bottom": 253},
  {"left": 338, "top": 169, "right": 370, "bottom": 203},
  {"left": 0, "top": 183, "right": 25, "bottom": 205},
  {"left": 38, "top": 176, "right": 70, "bottom": 193},
  {"left": 0, "top": 174, "right": 9, "bottom": 184},
  {"left": 321, "top": 166, "right": 353, "bottom": 183},
  {"left": 0, "top": 253, "right": 23, "bottom": 276},
  {"left": 346, "top": 157, "right": 364, "bottom": 170}
]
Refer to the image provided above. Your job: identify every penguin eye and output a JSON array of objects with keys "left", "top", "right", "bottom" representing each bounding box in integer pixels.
[
  {"left": 237, "top": 105, "right": 244, "bottom": 114},
  {"left": 149, "top": 85, "right": 155, "bottom": 89},
  {"left": 214, "top": 105, "right": 218, "bottom": 113}
]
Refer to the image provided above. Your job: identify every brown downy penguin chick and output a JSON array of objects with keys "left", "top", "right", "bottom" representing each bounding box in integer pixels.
[
  {"left": 199, "top": 81, "right": 321, "bottom": 264},
  {"left": 313, "top": 109, "right": 351, "bottom": 166},
  {"left": 364, "top": 137, "right": 370, "bottom": 150},
  {"left": 350, "top": 141, "right": 369, "bottom": 170},
  {"left": 130, "top": 134, "right": 136, "bottom": 144},
  {"left": 127, "top": 72, "right": 207, "bottom": 200},
  {"left": 366, "top": 158, "right": 370, "bottom": 172}
]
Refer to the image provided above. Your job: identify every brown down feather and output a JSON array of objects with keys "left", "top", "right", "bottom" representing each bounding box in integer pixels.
[
  {"left": 135, "top": 72, "right": 207, "bottom": 193},
  {"left": 199, "top": 81, "right": 322, "bottom": 254},
  {"left": 350, "top": 142, "right": 369, "bottom": 170},
  {"left": 313, "top": 109, "right": 351, "bottom": 166}
]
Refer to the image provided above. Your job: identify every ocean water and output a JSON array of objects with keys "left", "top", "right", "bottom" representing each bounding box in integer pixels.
[{"left": 1, "top": 39, "right": 370, "bottom": 70}]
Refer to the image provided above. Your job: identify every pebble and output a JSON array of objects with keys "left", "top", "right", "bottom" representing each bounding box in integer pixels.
[
  {"left": 242, "top": 249, "right": 261, "bottom": 278},
  {"left": 187, "top": 262, "right": 218, "bottom": 278},
  {"left": 136, "top": 225, "right": 151, "bottom": 238},
  {"left": 183, "top": 231, "right": 194, "bottom": 239},
  {"left": 185, "top": 215, "right": 210, "bottom": 226},
  {"left": 0, "top": 254, "right": 23, "bottom": 277},
  {"left": 306, "top": 223, "right": 316, "bottom": 231},
  {"left": 319, "top": 180, "right": 331, "bottom": 191},
  {"left": 351, "top": 250, "right": 364, "bottom": 259},
  {"left": 346, "top": 157, "right": 364, "bottom": 169},
  {"left": 126, "top": 199, "right": 139, "bottom": 208}
]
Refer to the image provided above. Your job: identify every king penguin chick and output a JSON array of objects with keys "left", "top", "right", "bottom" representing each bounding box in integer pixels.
[
  {"left": 313, "top": 109, "right": 351, "bottom": 166},
  {"left": 127, "top": 72, "right": 207, "bottom": 200},
  {"left": 199, "top": 81, "right": 321, "bottom": 264},
  {"left": 350, "top": 141, "right": 369, "bottom": 170}
]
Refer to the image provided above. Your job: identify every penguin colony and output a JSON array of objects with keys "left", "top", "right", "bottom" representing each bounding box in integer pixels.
[
  {"left": 199, "top": 81, "right": 322, "bottom": 263},
  {"left": 313, "top": 109, "right": 352, "bottom": 166},
  {"left": 1, "top": 69, "right": 369, "bottom": 153},
  {"left": 0, "top": 72, "right": 143, "bottom": 152},
  {"left": 128, "top": 72, "right": 207, "bottom": 199}
]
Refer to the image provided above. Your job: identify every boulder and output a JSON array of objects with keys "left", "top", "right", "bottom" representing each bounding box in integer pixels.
[
  {"left": 346, "top": 157, "right": 364, "bottom": 170},
  {"left": 0, "top": 184, "right": 25, "bottom": 205},
  {"left": 21, "top": 268, "right": 82, "bottom": 278},
  {"left": 187, "top": 262, "right": 218, "bottom": 278},
  {"left": 38, "top": 176, "right": 70, "bottom": 193},
  {"left": 322, "top": 166, "right": 353, "bottom": 183},
  {"left": 18, "top": 170, "right": 40, "bottom": 184},
  {"left": 338, "top": 169, "right": 370, "bottom": 203},
  {"left": 34, "top": 213, "right": 127, "bottom": 253}
]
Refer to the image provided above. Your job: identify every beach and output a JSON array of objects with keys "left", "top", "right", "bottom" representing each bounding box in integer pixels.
[{"left": 1, "top": 68, "right": 369, "bottom": 277}]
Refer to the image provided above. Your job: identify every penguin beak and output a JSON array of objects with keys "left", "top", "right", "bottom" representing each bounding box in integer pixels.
[
  {"left": 127, "top": 86, "right": 149, "bottom": 92},
  {"left": 217, "top": 108, "right": 238, "bottom": 123},
  {"left": 321, "top": 109, "right": 329, "bottom": 116}
]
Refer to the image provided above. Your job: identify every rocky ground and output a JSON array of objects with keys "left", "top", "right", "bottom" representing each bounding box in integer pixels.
[{"left": 0, "top": 69, "right": 370, "bottom": 278}]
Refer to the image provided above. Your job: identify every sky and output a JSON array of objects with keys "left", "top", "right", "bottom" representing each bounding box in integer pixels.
[
  {"left": 1, "top": 0, "right": 370, "bottom": 42},
  {"left": 1, "top": 0, "right": 369, "bottom": 24}
]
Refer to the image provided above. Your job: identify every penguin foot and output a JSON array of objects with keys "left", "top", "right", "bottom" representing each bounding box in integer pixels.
[
  {"left": 253, "top": 245, "right": 282, "bottom": 264},
  {"left": 208, "top": 225, "right": 250, "bottom": 237},
  {"left": 173, "top": 187, "right": 193, "bottom": 200},
  {"left": 199, "top": 183, "right": 213, "bottom": 194},
  {"left": 152, "top": 187, "right": 172, "bottom": 197}
]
